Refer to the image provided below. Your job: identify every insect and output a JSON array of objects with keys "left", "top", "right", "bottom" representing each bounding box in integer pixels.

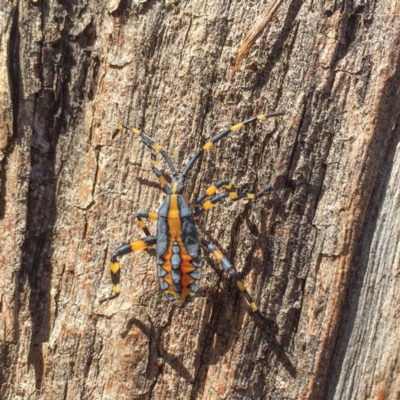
[{"left": 100, "top": 111, "right": 284, "bottom": 312}]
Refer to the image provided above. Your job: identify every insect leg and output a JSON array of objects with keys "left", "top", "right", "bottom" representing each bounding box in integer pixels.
[
  {"left": 139, "top": 138, "right": 171, "bottom": 190},
  {"left": 194, "top": 185, "right": 272, "bottom": 217},
  {"left": 99, "top": 236, "right": 157, "bottom": 304},
  {"left": 139, "top": 131, "right": 178, "bottom": 178},
  {"left": 136, "top": 210, "right": 158, "bottom": 236},
  {"left": 150, "top": 165, "right": 170, "bottom": 191},
  {"left": 192, "top": 180, "right": 231, "bottom": 206},
  {"left": 114, "top": 124, "right": 177, "bottom": 190},
  {"left": 200, "top": 238, "right": 259, "bottom": 313},
  {"left": 180, "top": 111, "right": 284, "bottom": 183}
]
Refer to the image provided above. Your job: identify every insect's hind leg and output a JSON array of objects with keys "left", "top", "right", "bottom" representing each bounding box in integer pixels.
[
  {"left": 136, "top": 210, "right": 158, "bottom": 236},
  {"left": 200, "top": 238, "right": 259, "bottom": 313},
  {"left": 100, "top": 236, "right": 157, "bottom": 304}
]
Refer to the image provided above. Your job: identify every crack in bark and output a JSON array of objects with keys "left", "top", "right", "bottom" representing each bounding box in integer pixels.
[{"left": 0, "top": 4, "right": 21, "bottom": 221}]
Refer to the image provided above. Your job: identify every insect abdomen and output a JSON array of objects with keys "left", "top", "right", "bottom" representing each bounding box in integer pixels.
[{"left": 156, "top": 195, "right": 201, "bottom": 307}]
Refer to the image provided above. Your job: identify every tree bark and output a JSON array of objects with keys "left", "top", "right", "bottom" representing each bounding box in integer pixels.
[{"left": 0, "top": 1, "right": 399, "bottom": 399}]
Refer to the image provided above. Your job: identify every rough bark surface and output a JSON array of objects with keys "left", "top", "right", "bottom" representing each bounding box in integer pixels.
[{"left": 0, "top": 1, "right": 399, "bottom": 399}]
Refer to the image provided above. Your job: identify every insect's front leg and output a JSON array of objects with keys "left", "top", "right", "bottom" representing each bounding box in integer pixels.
[
  {"left": 200, "top": 238, "right": 260, "bottom": 313},
  {"left": 100, "top": 236, "right": 157, "bottom": 304},
  {"left": 136, "top": 210, "right": 158, "bottom": 236},
  {"left": 191, "top": 179, "right": 231, "bottom": 206},
  {"left": 194, "top": 185, "right": 272, "bottom": 217}
]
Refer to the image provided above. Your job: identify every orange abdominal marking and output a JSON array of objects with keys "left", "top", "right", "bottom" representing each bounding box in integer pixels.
[{"left": 162, "top": 195, "right": 195, "bottom": 306}]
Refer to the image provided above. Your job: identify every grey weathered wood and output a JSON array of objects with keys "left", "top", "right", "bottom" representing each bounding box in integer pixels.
[{"left": 0, "top": 1, "right": 399, "bottom": 399}]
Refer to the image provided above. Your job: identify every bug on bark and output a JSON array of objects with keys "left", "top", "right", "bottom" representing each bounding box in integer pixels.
[{"left": 100, "top": 111, "right": 284, "bottom": 311}]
